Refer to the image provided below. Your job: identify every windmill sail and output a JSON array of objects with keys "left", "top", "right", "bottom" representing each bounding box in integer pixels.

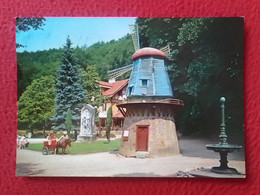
[
  {"left": 129, "top": 24, "right": 140, "bottom": 51},
  {"left": 108, "top": 24, "right": 171, "bottom": 82},
  {"left": 107, "top": 64, "right": 133, "bottom": 82},
  {"left": 160, "top": 44, "right": 171, "bottom": 56}
]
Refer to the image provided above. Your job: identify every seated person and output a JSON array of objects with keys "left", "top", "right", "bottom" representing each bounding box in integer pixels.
[
  {"left": 46, "top": 132, "right": 56, "bottom": 145},
  {"left": 57, "top": 132, "right": 69, "bottom": 142},
  {"left": 57, "top": 132, "right": 70, "bottom": 152},
  {"left": 18, "top": 135, "right": 29, "bottom": 149},
  {"left": 17, "top": 134, "right": 22, "bottom": 147}
]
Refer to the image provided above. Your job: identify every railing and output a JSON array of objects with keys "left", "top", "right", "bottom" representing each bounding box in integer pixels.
[{"left": 156, "top": 98, "right": 184, "bottom": 105}]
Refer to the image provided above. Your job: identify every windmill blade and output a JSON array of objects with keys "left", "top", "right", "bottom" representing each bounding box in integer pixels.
[
  {"left": 129, "top": 24, "right": 140, "bottom": 51},
  {"left": 108, "top": 64, "right": 133, "bottom": 81},
  {"left": 160, "top": 44, "right": 171, "bottom": 56}
]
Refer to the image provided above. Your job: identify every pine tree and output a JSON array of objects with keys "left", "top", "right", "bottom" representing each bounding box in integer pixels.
[{"left": 52, "top": 37, "right": 85, "bottom": 131}]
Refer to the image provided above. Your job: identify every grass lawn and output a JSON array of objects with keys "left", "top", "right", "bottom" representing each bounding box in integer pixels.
[{"left": 27, "top": 139, "right": 121, "bottom": 154}]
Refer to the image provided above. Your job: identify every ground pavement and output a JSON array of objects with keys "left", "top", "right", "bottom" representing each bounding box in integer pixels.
[{"left": 16, "top": 137, "right": 246, "bottom": 177}]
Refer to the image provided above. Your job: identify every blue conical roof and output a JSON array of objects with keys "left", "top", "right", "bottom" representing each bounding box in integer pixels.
[{"left": 126, "top": 48, "right": 173, "bottom": 98}]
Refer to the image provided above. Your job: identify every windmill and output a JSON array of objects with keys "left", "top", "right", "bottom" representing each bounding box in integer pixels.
[
  {"left": 116, "top": 24, "right": 184, "bottom": 158},
  {"left": 107, "top": 24, "right": 171, "bottom": 82}
]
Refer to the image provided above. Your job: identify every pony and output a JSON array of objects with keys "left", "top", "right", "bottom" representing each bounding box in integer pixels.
[{"left": 55, "top": 137, "right": 71, "bottom": 154}]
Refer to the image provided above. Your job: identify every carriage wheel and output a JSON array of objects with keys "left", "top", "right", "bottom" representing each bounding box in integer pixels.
[{"left": 42, "top": 146, "right": 48, "bottom": 155}]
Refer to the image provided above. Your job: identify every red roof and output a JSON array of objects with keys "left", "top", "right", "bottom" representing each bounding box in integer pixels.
[
  {"left": 132, "top": 47, "right": 167, "bottom": 60},
  {"left": 99, "top": 79, "right": 129, "bottom": 97},
  {"left": 98, "top": 81, "right": 113, "bottom": 88}
]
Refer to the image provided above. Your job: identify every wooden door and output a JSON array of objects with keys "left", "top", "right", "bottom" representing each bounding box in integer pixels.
[{"left": 136, "top": 125, "right": 149, "bottom": 151}]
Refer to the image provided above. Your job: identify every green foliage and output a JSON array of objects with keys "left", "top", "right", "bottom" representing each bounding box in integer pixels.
[
  {"left": 16, "top": 18, "right": 244, "bottom": 138},
  {"left": 17, "top": 35, "right": 134, "bottom": 99},
  {"left": 16, "top": 17, "right": 46, "bottom": 32},
  {"left": 84, "top": 35, "right": 134, "bottom": 80},
  {"left": 17, "top": 49, "right": 62, "bottom": 99},
  {"left": 137, "top": 17, "right": 182, "bottom": 48},
  {"left": 16, "top": 17, "right": 46, "bottom": 48},
  {"left": 82, "top": 65, "right": 104, "bottom": 107},
  {"left": 65, "top": 108, "right": 73, "bottom": 132},
  {"left": 106, "top": 106, "right": 113, "bottom": 142},
  {"left": 52, "top": 37, "right": 85, "bottom": 130},
  {"left": 16, "top": 34, "right": 134, "bottom": 133},
  {"left": 137, "top": 17, "right": 244, "bottom": 137},
  {"left": 17, "top": 75, "right": 55, "bottom": 130},
  {"left": 177, "top": 18, "right": 207, "bottom": 46},
  {"left": 27, "top": 139, "right": 120, "bottom": 154}
]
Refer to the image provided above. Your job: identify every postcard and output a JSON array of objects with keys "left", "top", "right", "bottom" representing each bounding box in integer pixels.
[{"left": 16, "top": 17, "right": 245, "bottom": 177}]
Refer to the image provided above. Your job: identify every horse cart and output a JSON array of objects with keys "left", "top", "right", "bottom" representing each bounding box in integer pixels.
[
  {"left": 42, "top": 138, "right": 71, "bottom": 155},
  {"left": 42, "top": 140, "right": 56, "bottom": 155}
]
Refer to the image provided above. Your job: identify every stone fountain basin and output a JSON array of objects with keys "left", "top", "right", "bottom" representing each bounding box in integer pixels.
[{"left": 206, "top": 144, "right": 242, "bottom": 153}]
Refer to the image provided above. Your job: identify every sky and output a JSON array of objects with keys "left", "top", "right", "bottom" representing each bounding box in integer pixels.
[{"left": 16, "top": 17, "right": 136, "bottom": 52}]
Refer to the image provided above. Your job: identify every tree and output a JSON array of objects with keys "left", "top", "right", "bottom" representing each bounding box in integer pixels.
[
  {"left": 16, "top": 17, "right": 46, "bottom": 48},
  {"left": 175, "top": 18, "right": 243, "bottom": 137},
  {"left": 137, "top": 17, "right": 244, "bottom": 138},
  {"left": 17, "top": 48, "right": 62, "bottom": 99},
  {"left": 84, "top": 35, "right": 134, "bottom": 80},
  {"left": 82, "top": 65, "right": 104, "bottom": 107},
  {"left": 105, "top": 106, "right": 112, "bottom": 142},
  {"left": 17, "top": 35, "right": 133, "bottom": 99},
  {"left": 52, "top": 37, "right": 85, "bottom": 134},
  {"left": 17, "top": 75, "right": 55, "bottom": 136},
  {"left": 65, "top": 108, "right": 73, "bottom": 134}
]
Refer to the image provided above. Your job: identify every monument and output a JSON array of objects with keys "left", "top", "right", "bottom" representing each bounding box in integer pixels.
[{"left": 77, "top": 104, "right": 96, "bottom": 142}]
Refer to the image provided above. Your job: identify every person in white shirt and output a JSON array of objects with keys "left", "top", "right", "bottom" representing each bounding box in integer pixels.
[{"left": 18, "top": 135, "right": 29, "bottom": 149}]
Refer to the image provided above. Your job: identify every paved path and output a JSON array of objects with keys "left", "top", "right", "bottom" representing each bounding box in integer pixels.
[
  {"left": 16, "top": 149, "right": 245, "bottom": 177},
  {"left": 16, "top": 137, "right": 245, "bottom": 177},
  {"left": 179, "top": 137, "right": 245, "bottom": 160}
]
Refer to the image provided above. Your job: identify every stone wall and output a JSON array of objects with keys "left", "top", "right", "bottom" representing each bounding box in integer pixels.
[{"left": 119, "top": 116, "right": 180, "bottom": 157}]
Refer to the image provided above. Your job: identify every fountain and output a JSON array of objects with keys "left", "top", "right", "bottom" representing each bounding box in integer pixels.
[{"left": 206, "top": 97, "right": 242, "bottom": 174}]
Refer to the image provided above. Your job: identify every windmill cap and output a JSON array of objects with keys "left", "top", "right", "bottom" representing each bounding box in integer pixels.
[{"left": 132, "top": 47, "right": 167, "bottom": 60}]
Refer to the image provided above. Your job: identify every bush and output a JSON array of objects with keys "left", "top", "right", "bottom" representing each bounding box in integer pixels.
[{"left": 105, "top": 106, "right": 112, "bottom": 141}]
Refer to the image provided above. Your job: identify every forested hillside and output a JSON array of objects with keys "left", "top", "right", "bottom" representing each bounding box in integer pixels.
[{"left": 17, "top": 34, "right": 134, "bottom": 98}]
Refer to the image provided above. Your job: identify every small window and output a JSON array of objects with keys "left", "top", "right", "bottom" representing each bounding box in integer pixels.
[
  {"left": 141, "top": 79, "right": 148, "bottom": 86},
  {"left": 128, "top": 86, "right": 133, "bottom": 95}
]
